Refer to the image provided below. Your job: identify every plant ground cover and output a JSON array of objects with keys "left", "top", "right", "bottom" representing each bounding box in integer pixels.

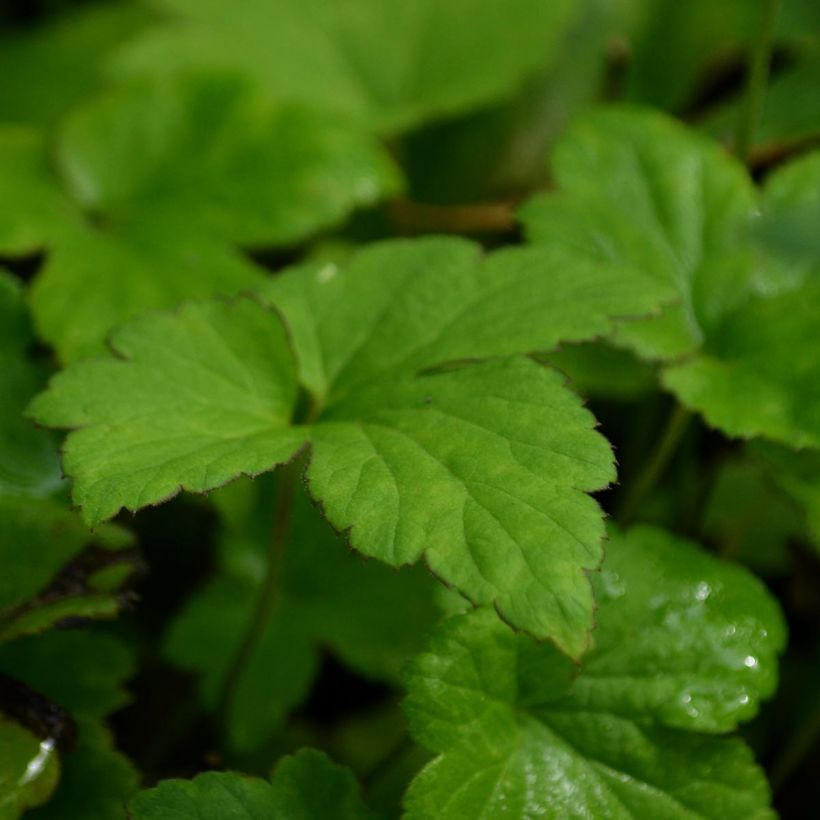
[{"left": 1, "top": 0, "right": 819, "bottom": 817}]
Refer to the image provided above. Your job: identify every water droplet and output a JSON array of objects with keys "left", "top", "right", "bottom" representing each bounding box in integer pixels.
[
  {"left": 694, "top": 581, "right": 711, "bottom": 601},
  {"left": 316, "top": 263, "right": 338, "bottom": 283},
  {"left": 743, "top": 655, "right": 758, "bottom": 669},
  {"left": 18, "top": 738, "right": 55, "bottom": 787}
]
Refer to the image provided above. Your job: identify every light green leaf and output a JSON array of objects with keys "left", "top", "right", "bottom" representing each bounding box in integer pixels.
[
  {"left": 260, "top": 236, "right": 663, "bottom": 401},
  {"left": 111, "top": 0, "right": 578, "bottom": 134},
  {"left": 0, "top": 717, "right": 60, "bottom": 820},
  {"left": 523, "top": 109, "right": 820, "bottom": 448},
  {"left": 0, "top": 130, "right": 76, "bottom": 258},
  {"left": 29, "top": 297, "right": 306, "bottom": 526},
  {"left": 0, "top": 1, "right": 155, "bottom": 126},
  {"left": 167, "top": 474, "right": 438, "bottom": 751},
  {"left": 32, "top": 234, "right": 666, "bottom": 651},
  {"left": 662, "top": 284, "right": 820, "bottom": 447},
  {"left": 521, "top": 107, "right": 756, "bottom": 361},
  {"left": 57, "top": 74, "right": 400, "bottom": 248},
  {"left": 1, "top": 73, "right": 398, "bottom": 362},
  {"left": 403, "top": 525, "right": 785, "bottom": 819},
  {"left": 128, "top": 749, "right": 376, "bottom": 820}
]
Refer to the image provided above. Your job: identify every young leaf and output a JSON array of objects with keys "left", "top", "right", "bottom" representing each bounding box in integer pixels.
[
  {"left": 33, "top": 235, "right": 671, "bottom": 652},
  {"left": 128, "top": 749, "right": 377, "bottom": 820},
  {"left": 111, "top": 0, "right": 578, "bottom": 134},
  {"left": 403, "top": 526, "right": 785, "bottom": 819},
  {"left": 1, "top": 73, "right": 398, "bottom": 362},
  {"left": 166, "top": 474, "right": 439, "bottom": 751}
]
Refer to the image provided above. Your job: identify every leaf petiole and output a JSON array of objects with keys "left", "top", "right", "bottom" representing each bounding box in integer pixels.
[
  {"left": 215, "top": 456, "right": 302, "bottom": 735},
  {"left": 735, "top": 0, "right": 782, "bottom": 165}
]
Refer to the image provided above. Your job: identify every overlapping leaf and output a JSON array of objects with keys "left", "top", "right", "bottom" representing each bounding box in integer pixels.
[
  {"left": 111, "top": 0, "right": 578, "bottom": 134},
  {"left": 0, "top": 1, "right": 155, "bottom": 126},
  {"left": 403, "top": 526, "right": 785, "bottom": 819},
  {"left": 0, "top": 629, "right": 138, "bottom": 820},
  {"left": 522, "top": 109, "right": 820, "bottom": 447},
  {"left": 0, "top": 272, "right": 136, "bottom": 641},
  {"left": 166, "top": 473, "right": 439, "bottom": 751},
  {"left": 0, "top": 73, "right": 397, "bottom": 362},
  {"left": 129, "top": 749, "right": 377, "bottom": 820},
  {"left": 31, "top": 236, "right": 667, "bottom": 654}
]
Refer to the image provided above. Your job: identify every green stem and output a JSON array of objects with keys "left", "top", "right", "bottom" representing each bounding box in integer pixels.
[
  {"left": 216, "top": 459, "right": 299, "bottom": 732},
  {"left": 618, "top": 404, "right": 690, "bottom": 526},
  {"left": 735, "top": 0, "right": 782, "bottom": 165}
]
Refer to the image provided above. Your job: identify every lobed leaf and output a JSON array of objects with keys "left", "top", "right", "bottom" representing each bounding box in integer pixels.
[
  {"left": 111, "top": 0, "right": 579, "bottom": 134},
  {"left": 128, "top": 749, "right": 377, "bottom": 820},
  {"left": 403, "top": 525, "right": 785, "bottom": 819},
  {"left": 31, "top": 228, "right": 662, "bottom": 651},
  {"left": 523, "top": 109, "right": 820, "bottom": 448}
]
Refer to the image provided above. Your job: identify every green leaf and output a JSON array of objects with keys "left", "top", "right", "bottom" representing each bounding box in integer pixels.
[
  {"left": 0, "top": 490, "right": 136, "bottom": 643},
  {"left": 403, "top": 525, "right": 785, "bottom": 819},
  {"left": 521, "top": 107, "right": 756, "bottom": 361},
  {"left": 0, "top": 272, "right": 137, "bottom": 640},
  {"left": 1, "top": 73, "right": 398, "bottom": 362},
  {"left": 0, "top": 1, "right": 155, "bottom": 126},
  {"left": 0, "top": 630, "right": 134, "bottom": 718},
  {"left": 111, "top": 0, "right": 579, "bottom": 134},
  {"left": 0, "top": 272, "right": 61, "bottom": 497},
  {"left": 661, "top": 283, "right": 820, "bottom": 447},
  {"left": 57, "top": 74, "right": 400, "bottom": 248},
  {"left": 704, "top": 53, "right": 820, "bottom": 161},
  {"left": 701, "top": 456, "right": 797, "bottom": 573},
  {"left": 0, "top": 630, "right": 137, "bottom": 819},
  {"left": 259, "top": 237, "right": 661, "bottom": 401},
  {"left": 165, "top": 474, "right": 439, "bottom": 751},
  {"left": 33, "top": 235, "right": 668, "bottom": 651},
  {"left": 29, "top": 297, "right": 306, "bottom": 525},
  {"left": 750, "top": 441, "right": 820, "bottom": 554},
  {"left": 27, "top": 720, "right": 138, "bottom": 820},
  {"left": 523, "top": 109, "right": 820, "bottom": 448},
  {"left": 128, "top": 749, "right": 376, "bottom": 820},
  {"left": 0, "top": 716, "right": 60, "bottom": 820}
]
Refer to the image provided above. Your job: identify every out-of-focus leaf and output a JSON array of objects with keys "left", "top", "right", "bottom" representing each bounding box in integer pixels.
[
  {"left": 166, "top": 473, "right": 439, "bottom": 751},
  {"left": 128, "top": 749, "right": 377, "bottom": 820},
  {"left": 0, "top": 73, "right": 398, "bottom": 362},
  {"left": 111, "top": 0, "right": 579, "bottom": 134},
  {"left": 0, "top": 716, "right": 60, "bottom": 820},
  {"left": 0, "top": 1, "right": 155, "bottom": 126}
]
